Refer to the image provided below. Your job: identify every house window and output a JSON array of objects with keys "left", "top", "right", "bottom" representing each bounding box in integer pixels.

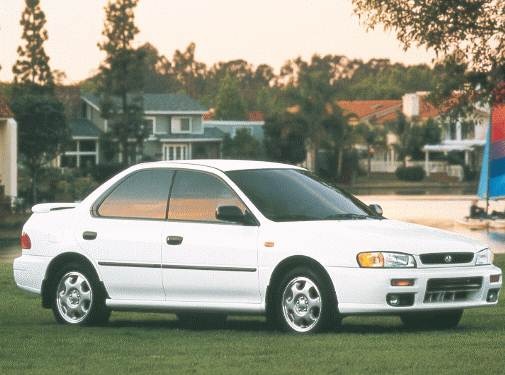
[
  {"left": 60, "top": 139, "right": 99, "bottom": 168},
  {"left": 171, "top": 117, "right": 192, "bottom": 134},
  {"left": 143, "top": 117, "right": 156, "bottom": 136}
]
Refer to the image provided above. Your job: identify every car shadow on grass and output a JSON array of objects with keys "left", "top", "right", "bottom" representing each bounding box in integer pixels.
[{"left": 103, "top": 315, "right": 479, "bottom": 334}]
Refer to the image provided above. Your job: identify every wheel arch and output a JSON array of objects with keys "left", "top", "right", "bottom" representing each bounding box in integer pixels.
[
  {"left": 41, "top": 252, "right": 108, "bottom": 309},
  {"left": 264, "top": 255, "right": 337, "bottom": 319}
]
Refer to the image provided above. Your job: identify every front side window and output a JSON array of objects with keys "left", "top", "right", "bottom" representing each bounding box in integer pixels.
[
  {"left": 168, "top": 170, "right": 246, "bottom": 223},
  {"left": 97, "top": 169, "right": 174, "bottom": 219},
  {"left": 226, "top": 169, "right": 374, "bottom": 222},
  {"left": 143, "top": 118, "right": 155, "bottom": 135}
]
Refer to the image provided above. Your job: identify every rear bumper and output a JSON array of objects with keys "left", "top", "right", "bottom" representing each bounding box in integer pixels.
[
  {"left": 328, "top": 265, "right": 502, "bottom": 314},
  {"left": 13, "top": 254, "right": 51, "bottom": 294}
]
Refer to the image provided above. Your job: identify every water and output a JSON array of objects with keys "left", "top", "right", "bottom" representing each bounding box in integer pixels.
[{"left": 359, "top": 195, "right": 505, "bottom": 253}]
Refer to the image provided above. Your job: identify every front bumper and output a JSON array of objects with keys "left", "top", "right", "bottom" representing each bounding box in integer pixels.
[
  {"left": 328, "top": 265, "right": 502, "bottom": 314},
  {"left": 13, "top": 254, "right": 51, "bottom": 294}
]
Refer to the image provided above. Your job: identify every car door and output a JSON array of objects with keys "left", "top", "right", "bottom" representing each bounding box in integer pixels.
[
  {"left": 77, "top": 168, "right": 174, "bottom": 301},
  {"left": 161, "top": 169, "right": 260, "bottom": 304}
]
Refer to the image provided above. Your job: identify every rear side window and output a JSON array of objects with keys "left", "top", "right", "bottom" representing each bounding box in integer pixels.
[
  {"left": 97, "top": 169, "right": 174, "bottom": 219},
  {"left": 168, "top": 170, "right": 246, "bottom": 223}
]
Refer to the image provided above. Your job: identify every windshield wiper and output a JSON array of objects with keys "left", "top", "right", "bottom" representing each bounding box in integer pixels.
[{"left": 323, "top": 213, "right": 370, "bottom": 220}]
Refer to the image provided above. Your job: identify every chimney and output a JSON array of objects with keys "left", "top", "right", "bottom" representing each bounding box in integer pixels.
[{"left": 402, "top": 93, "right": 419, "bottom": 118}]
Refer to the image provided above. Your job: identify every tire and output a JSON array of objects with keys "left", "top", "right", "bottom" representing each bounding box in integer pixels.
[
  {"left": 176, "top": 313, "right": 227, "bottom": 329},
  {"left": 400, "top": 309, "right": 463, "bottom": 330},
  {"left": 272, "top": 266, "right": 338, "bottom": 333},
  {"left": 51, "top": 262, "right": 111, "bottom": 326}
]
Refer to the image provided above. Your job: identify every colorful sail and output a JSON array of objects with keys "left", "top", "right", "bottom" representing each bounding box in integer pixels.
[{"left": 478, "top": 105, "right": 505, "bottom": 199}]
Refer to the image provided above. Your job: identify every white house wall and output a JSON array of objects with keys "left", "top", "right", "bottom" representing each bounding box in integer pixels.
[{"left": 0, "top": 118, "right": 17, "bottom": 199}]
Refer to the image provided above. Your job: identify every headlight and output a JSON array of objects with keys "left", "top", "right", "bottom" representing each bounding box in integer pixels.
[
  {"left": 357, "top": 252, "right": 416, "bottom": 268},
  {"left": 475, "top": 249, "right": 494, "bottom": 265}
]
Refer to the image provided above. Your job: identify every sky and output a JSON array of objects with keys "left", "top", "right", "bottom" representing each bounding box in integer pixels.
[{"left": 0, "top": 0, "right": 434, "bottom": 83}]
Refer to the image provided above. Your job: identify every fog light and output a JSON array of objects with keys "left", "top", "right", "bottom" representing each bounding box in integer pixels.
[
  {"left": 388, "top": 294, "right": 400, "bottom": 306},
  {"left": 391, "top": 279, "right": 415, "bottom": 287},
  {"left": 487, "top": 289, "right": 499, "bottom": 303},
  {"left": 386, "top": 293, "right": 415, "bottom": 307},
  {"left": 490, "top": 274, "right": 501, "bottom": 283}
]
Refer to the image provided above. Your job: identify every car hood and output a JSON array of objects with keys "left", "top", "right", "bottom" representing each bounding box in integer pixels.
[{"left": 275, "top": 218, "right": 488, "bottom": 255}]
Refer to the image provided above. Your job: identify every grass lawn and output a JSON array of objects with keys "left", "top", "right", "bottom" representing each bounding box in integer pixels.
[{"left": 0, "top": 257, "right": 504, "bottom": 374}]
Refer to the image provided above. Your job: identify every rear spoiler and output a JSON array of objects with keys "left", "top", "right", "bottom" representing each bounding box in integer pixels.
[{"left": 31, "top": 203, "right": 78, "bottom": 214}]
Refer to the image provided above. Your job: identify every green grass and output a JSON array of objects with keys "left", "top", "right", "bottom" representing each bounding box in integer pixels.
[{"left": 1, "top": 258, "right": 504, "bottom": 374}]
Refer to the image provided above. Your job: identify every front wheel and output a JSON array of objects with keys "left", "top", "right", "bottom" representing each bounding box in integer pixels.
[
  {"left": 51, "top": 262, "right": 110, "bottom": 325},
  {"left": 273, "top": 267, "right": 338, "bottom": 333},
  {"left": 400, "top": 310, "right": 463, "bottom": 329}
]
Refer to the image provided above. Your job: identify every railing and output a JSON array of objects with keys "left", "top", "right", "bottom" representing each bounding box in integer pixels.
[{"left": 362, "top": 160, "right": 464, "bottom": 180}]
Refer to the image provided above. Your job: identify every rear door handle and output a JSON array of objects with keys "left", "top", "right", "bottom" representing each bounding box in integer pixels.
[
  {"left": 82, "top": 231, "right": 97, "bottom": 240},
  {"left": 166, "top": 236, "right": 183, "bottom": 245}
]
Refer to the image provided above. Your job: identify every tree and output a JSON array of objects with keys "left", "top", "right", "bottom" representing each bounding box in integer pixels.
[
  {"left": 10, "top": 0, "right": 67, "bottom": 203},
  {"left": 352, "top": 0, "right": 505, "bottom": 104},
  {"left": 264, "top": 112, "right": 308, "bottom": 164},
  {"left": 356, "top": 123, "right": 386, "bottom": 176},
  {"left": 171, "top": 42, "right": 207, "bottom": 98},
  {"left": 222, "top": 129, "right": 263, "bottom": 160},
  {"left": 214, "top": 73, "right": 247, "bottom": 120},
  {"left": 12, "top": 0, "right": 54, "bottom": 86},
  {"left": 97, "top": 0, "right": 145, "bottom": 166}
]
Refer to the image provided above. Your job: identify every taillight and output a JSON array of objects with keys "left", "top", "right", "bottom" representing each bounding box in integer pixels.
[{"left": 20, "top": 232, "right": 31, "bottom": 250}]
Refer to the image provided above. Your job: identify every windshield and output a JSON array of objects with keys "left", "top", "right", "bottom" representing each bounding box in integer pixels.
[{"left": 226, "top": 168, "right": 377, "bottom": 222}]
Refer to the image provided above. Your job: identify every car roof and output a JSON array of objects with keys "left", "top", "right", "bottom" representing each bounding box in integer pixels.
[{"left": 143, "top": 159, "right": 304, "bottom": 172}]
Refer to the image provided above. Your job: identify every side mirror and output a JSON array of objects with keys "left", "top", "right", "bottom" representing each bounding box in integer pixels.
[
  {"left": 216, "top": 205, "right": 245, "bottom": 223},
  {"left": 369, "top": 204, "right": 383, "bottom": 216}
]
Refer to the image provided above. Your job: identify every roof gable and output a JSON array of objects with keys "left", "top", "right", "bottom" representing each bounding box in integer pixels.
[
  {"left": 81, "top": 92, "right": 207, "bottom": 114},
  {"left": 337, "top": 100, "right": 402, "bottom": 124}
]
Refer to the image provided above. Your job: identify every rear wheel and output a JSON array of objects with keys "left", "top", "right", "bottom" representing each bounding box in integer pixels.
[
  {"left": 273, "top": 266, "right": 337, "bottom": 333},
  {"left": 400, "top": 310, "right": 463, "bottom": 329},
  {"left": 51, "top": 262, "right": 110, "bottom": 326}
]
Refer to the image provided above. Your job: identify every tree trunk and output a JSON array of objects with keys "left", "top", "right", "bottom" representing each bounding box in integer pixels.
[
  {"left": 31, "top": 168, "right": 38, "bottom": 205},
  {"left": 336, "top": 147, "right": 344, "bottom": 180},
  {"left": 367, "top": 145, "right": 372, "bottom": 177}
]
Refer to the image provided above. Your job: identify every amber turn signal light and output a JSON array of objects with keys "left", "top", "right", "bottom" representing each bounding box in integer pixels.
[
  {"left": 357, "top": 252, "right": 384, "bottom": 268},
  {"left": 490, "top": 274, "right": 501, "bottom": 283},
  {"left": 391, "top": 279, "right": 415, "bottom": 287}
]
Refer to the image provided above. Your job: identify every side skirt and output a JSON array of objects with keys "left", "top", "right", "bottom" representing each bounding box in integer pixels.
[{"left": 106, "top": 299, "right": 265, "bottom": 315}]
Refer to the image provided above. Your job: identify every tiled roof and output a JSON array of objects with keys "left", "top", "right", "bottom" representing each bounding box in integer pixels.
[
  {"left": 82, "top": 92, "right": 207, "bottom": 113},
  {"left": 418, "top": 96, "right": 441, "bottom": 119},
  {"left": 0, "top": 96, "right": 13, "bottom": 118},
  {"left": 203, "top": 110, "right": 265, "bottom": 121},
  {"left": 69, "top": 118, "right": 102, "bottom": 137},
  {"left": 337, "top": 100, "right": 402, "bottom": 124}
]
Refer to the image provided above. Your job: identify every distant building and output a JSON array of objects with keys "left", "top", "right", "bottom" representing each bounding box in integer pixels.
[
  {"left": 0, "top": 96, "right": 17, "bottom": 203},
  {"left": 60, "top": 92, "right": 225, "bottom": 167},
  {"left": 203, "top": 111, "right": 265, "bottom": 141},
  {"left": 337, "top": 92, "right": 488, "bottom": 179}
]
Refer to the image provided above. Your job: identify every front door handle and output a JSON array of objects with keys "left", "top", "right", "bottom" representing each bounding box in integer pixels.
[
  {"left": 82, "top": 231, "right": 97, "bottom": 240},
  {"left": 166, "top": 236, "right": 183, "bottom": 245}
]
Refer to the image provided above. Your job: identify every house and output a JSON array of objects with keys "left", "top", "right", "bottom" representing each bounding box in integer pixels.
[
  {"left": 202, "top": 111, "right": 265, "bottom": 141},
  {"left": 0, "top": 96, "right": 17, "bottom": 203},
  {"left": 60, "top": 92, "right": 225, "bottom": 167},
  {"left": 338, "top": 92, "right": 488, "bottom": 178}
]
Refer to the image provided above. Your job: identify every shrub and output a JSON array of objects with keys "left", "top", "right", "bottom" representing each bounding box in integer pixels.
[
  {"left": 395, "top": 166, "right": 425, "bottom": 181},
  {"left": 89, "top": 163, "right": 123, "bottom": 183}
]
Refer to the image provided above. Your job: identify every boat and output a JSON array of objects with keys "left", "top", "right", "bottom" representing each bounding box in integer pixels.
[
  {"left": 455, "top": 217, "right": 490, "bottom": 230},
  {"left": 489, "top": 219, "right": 505, "bottom": 230},
  {"left": 473, "top": 105, "right": 505, "bottom": 226}
]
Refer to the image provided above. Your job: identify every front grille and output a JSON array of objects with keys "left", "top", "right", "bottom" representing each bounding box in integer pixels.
[
  {"left": 420, "top": 252, "right": 474, "bottom": 265},
  {"left": 424, "top": 277, "right": 482, "bottom": 303}
]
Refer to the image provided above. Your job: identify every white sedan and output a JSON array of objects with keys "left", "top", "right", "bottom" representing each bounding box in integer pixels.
[{"left": 13, "top": 160, "right": 502, "bottom": 333}]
